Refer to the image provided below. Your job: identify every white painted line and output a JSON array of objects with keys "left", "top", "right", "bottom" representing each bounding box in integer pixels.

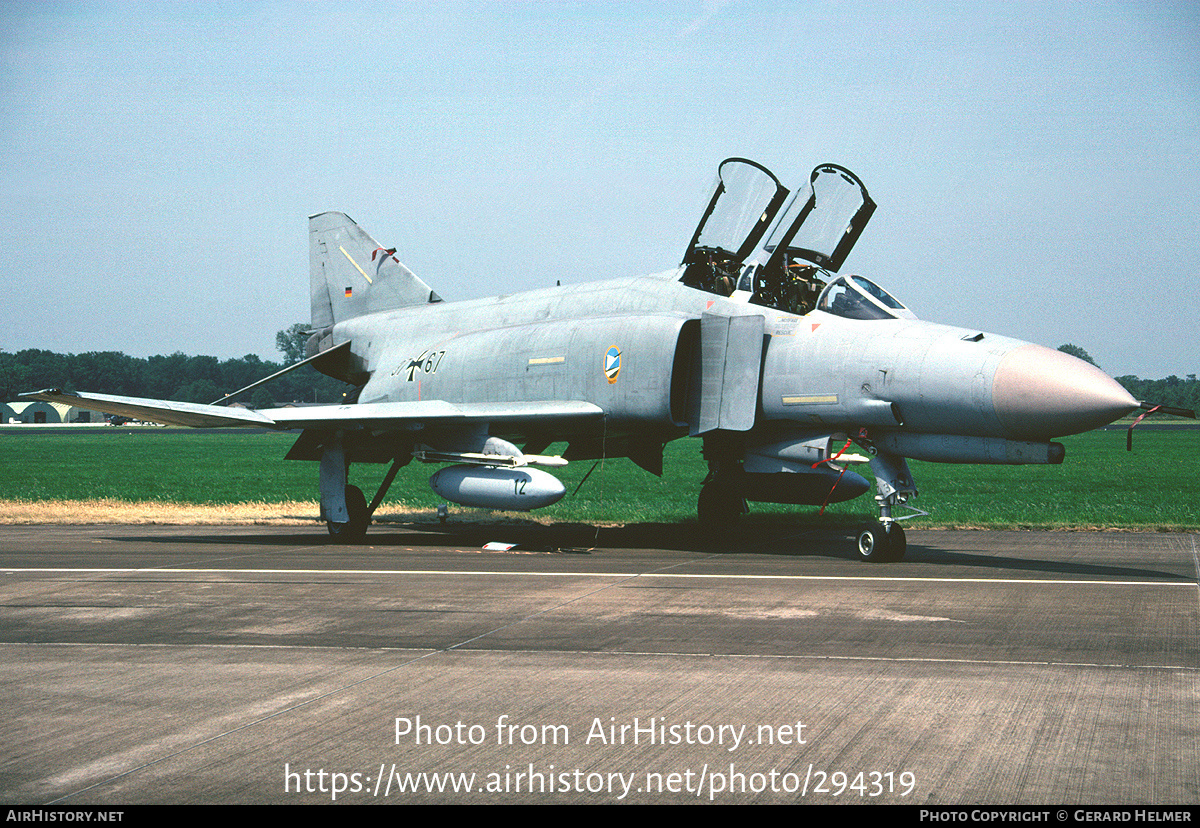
[{"left": 1, "top": 567, "right": 1194, "bottom": 587}]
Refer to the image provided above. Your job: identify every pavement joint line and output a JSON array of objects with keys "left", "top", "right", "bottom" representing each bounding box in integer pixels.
[
  {"left": 1191, "top": 536, "right": 1200, "bottom": 612},
  {"left": 1, "top": 567, "right": 1194, "bottom": 587},
  {"left": 3, "top": 640, "right": 1196, "bottom": 672}
]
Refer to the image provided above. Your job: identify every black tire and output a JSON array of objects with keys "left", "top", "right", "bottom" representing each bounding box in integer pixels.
[
  {"left": 855, "top": 522, "right": 904, "bottom": 562},
  {"left": 886, "top": 523, "right": 906, "bottom": 562},
  {"left": 698, "top": 480, "right": 743, "bottom": 530},
  {"left": 327, "top": 484, "right": 370, "bottom": 539}
]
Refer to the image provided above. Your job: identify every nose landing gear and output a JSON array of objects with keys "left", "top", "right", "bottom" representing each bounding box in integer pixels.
[
  {"left": 855, "top": 521, "right": 906, "bottom": 562},
  {"left": 855, "top": 447, "right": 924, "bottom": 562}
]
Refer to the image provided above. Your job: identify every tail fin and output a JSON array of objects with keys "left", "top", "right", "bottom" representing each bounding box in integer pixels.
[{"left": 309, "top": 211, "right": 442, "bottom": 328}]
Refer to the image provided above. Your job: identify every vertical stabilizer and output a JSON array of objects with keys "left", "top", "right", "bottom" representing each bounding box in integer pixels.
[{"left": 309, "top": 211, "right": 441, "bottom": 328}]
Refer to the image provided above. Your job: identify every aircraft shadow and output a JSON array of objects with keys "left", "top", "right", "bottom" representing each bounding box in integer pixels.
[
  {"left": 107, "top": 518, "right": 1186, "bottom": 581},
  {"left": 893, "top": 543, "right": 1184, "bottom": 581}
]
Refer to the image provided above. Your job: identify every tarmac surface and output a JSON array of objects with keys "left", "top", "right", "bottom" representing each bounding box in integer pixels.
[{"left": 0, "top": 522, "right": 1196, "bottom": 805}]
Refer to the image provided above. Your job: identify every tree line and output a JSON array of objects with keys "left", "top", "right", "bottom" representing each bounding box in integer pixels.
[
  {"left": 0, "top": 324, "right": 349, "bottom": 407},
  {"left": 1110, "top": 374, "right": 1200, "bottom": 413}
]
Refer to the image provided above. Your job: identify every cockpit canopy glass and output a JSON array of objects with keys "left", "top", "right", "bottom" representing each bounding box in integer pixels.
[
  {"left": 682, "top": 158, "right": 788, "bottom": 265},
  {"left": 816, "top": 275, "right": 914, "bottom": 320},
  {"left": 678, "top": 159, "right": 879, "bottom": 315},
  {"left": 758, "top": 164, "right": 876, "bottom": 272}
]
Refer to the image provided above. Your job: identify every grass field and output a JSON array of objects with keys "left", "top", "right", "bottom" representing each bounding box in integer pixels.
[{"left": 2, "top": 427, "right": 1197, "bottom": 530}]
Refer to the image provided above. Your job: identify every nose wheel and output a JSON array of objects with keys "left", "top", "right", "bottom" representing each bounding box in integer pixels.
[
  {"left": 853, "top": 446, "right": 919, "bottom": 562},
  {"left": 855, "top": 522, "right": 906, "bottom": 562}
]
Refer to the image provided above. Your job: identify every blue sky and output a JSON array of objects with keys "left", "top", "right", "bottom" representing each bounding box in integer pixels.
[{"left": 1, "top": 1, "right": 1197, "bottom": 378}]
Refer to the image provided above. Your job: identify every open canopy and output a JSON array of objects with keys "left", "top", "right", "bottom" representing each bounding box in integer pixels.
[
  {"left": 681, "top": 157, "right": 789, "bottom": 266},
  {"left": 679, "top": 159, "right": 877, "bottom": 315},
  {"left": 755, "top": 164, "right": 876, "bottom": 272}
]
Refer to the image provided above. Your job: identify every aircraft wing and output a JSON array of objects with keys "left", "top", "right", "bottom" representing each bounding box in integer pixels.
[
  {"left": 261, "top": 400, "right": 604, "bottom": 429},
  {"left": 20, "top": 388, "right": 604, "bottom": 430},
  {"left": 20, "top": 388, "right": 278, "bottom": 428}
]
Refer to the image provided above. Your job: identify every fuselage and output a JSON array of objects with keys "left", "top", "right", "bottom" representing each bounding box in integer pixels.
[{"left": 333, "top": 268, "right": 1138, "bottom": 454}]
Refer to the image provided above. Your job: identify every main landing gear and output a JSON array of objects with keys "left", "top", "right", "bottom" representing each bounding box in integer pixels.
[
  {"left": 326, "top": 484, "right": 369, "bottom": 538},
  {"left": 320, "top": 431, "right": 408, "bottom": 540},
  {"left": 697, "top": 472, "right": 746, "bottom": 530},
  {"left": 697, "top": 438, "right": 747, "bottom": 531}
]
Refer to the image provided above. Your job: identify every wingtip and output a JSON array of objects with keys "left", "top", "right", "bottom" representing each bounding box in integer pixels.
[{"left": 18, "top": 387, "right": 61, "bottom": 401}]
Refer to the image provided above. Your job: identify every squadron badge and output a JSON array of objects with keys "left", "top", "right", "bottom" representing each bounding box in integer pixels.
[{"left": 604, "top": 347, "right": 621, "bottom": 384}]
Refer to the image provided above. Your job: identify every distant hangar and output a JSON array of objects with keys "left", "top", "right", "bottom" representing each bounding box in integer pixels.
[{"left": 2, "top": 401, "right": 107, "bottom": 424}]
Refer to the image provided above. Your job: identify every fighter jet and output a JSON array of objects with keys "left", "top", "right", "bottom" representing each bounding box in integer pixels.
[{"left": 25, "top": 158, "right": 1188, "bottom": 561}]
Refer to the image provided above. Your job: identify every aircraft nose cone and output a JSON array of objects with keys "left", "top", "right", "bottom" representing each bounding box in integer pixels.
[{"left": 992, "top": 344, "right": 1138, "bottom": 439}]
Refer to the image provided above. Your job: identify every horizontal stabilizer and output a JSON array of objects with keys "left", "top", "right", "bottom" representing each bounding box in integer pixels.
[
  {"left": 20, "top": 389, "right": 277, "bottom": 428},
  {"left": 210, "top": 341, "right": 351, "bottom": 405}
]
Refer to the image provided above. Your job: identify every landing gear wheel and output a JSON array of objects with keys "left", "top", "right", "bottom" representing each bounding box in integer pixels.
[
  {"left": 327, "top": 484, "right": 370, "bottom": 539},
  {"left": 855, "top": 522, "right": 905, "bottom": 562},
  {"left": 887, "top": 523, "right": 906, "bottom": 561},
  {"left": 698, "top": 480, "right": 743, "bottom": 530}
]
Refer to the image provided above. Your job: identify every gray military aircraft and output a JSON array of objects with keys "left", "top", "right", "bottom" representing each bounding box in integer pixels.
[{"left": 25, "top": 157, "right": 1186, "bottom": 561}]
